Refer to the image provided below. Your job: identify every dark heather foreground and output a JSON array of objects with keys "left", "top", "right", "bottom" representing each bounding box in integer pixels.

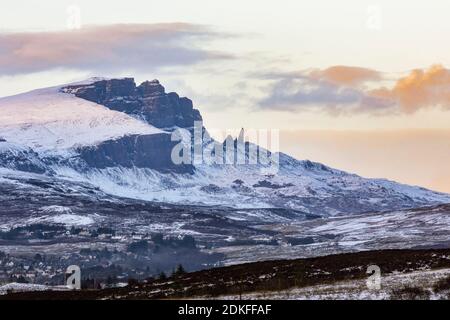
[{"left": 2, "top": 249, "right": 450, "bottom": 300}]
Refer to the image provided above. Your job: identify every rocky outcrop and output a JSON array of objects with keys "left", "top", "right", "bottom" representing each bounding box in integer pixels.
[
  {"left": 59, "top": 78, "right": 200, "bottom": 173},
  {"left": 0, "top": 140, "right": 48, "bottom": 174},
  {"left": 62, "top": 78, "right": 202, "bottom": 129},
  {"left": 77, "top": 133, "right": 194, "bottom": 174}
]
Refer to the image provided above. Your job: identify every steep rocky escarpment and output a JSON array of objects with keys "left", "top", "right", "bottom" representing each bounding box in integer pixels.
[
  {"left": 62, "top": 78, "right": 202, "bottom": 129},
  {"left": 77, "top": 133, "right": 194, "bottom": 174}
]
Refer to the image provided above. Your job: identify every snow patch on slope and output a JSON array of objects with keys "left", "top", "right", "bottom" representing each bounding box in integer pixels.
[
  {"left": 0, "top": 83, "right": 163, "bottom": 155},
  {"left": 0, "top": 141, "right": 29, "bottom": 154},
  {"left": 27, "top": 209, "right": 96, "bottom": 226}
]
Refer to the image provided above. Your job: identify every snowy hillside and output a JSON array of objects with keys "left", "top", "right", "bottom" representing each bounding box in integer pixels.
[
  {"left": 0, "top": 80, "right": 163, "bottom": 156},
  {"left": 0, "top": 77, "right": 449, "bottom": 215},
  {"left": 52, "top": 153, "right": 450, "bottom": 215}
]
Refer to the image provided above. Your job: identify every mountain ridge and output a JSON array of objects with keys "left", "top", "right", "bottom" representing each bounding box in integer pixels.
[{"left": 0, "top": 77, "right": 449, "bottom": 215}]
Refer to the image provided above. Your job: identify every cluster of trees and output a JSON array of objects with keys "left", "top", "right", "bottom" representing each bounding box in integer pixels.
[
  {"left": 157, "top": 264, "right": 186, "bottom": 280},
  {"left": 70, "top": 226, "right": 116, "bottom": 237},
  {"left": 73, "top": 264, "right": 187, "bottom": 289},
  {"left": 0, "top": 224, "right": 65, "bottom": 240},
  {"left": 79, "top": 247, "right": 115, "bottom": 259},
  {"left": 127, "top": 234, "right": 197, "bottom": 255},
  {"left": 152, "top": 233, "right": 196, "bottom": 249}
]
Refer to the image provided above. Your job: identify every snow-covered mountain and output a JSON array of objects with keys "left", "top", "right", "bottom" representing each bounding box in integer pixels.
[
  {"left": 0, "top": 80, "right": 162, "bottom": 155},
  {"left": 1, "top": 77, "right": 449, "bottom": 216}
]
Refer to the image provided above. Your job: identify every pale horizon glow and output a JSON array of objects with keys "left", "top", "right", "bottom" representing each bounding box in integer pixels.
[{"left": 281, "top": 129, "right": 450, "bottom": 194}]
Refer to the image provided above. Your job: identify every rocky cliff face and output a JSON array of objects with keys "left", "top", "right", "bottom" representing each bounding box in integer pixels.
[
  {"left": 77, "top": 133, "right": 194, "bottom": 174},
  {"left": 62, "top": 78, "right": 202, "bottom": 129}
]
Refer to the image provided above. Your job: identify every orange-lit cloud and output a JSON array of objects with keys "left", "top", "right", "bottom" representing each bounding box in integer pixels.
[
  {"left": 373, "top": 64, "right": 450, "bottom": 113},
  {"left": 310, "top": 66, "right": 381, "bottom": 86},
  {"left": 258, "top": 66, "right": 393, "bottom": 114},
  {"left": 259, "top": 65, "right": 450, "bottom": 115},
  {"left": 0, "top": 24, "right": 231, "bottom": 75},
  {"left": 335, "top": 64, "right": 450, "bottom": 114}
]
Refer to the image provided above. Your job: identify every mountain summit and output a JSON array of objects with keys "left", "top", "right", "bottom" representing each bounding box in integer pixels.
[{"left": 62, "top": 78, "right": 202, "bottom": 130}]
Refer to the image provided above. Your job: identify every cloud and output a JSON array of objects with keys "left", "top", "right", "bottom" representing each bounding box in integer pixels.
[
  {"left": 372, "top": 64, "right": 450, "bottom": 113},
  {"left": 258, "top": 68, "right": 393, "bottom": 115},
  {"left": 309, "top": 66, "right": 381, "bottom": 86},
  {"left": 258, "top": 65, "right": 450, "bottom": 115},
  {"left": 261, "top": 78, "right": 359, "bottom": 107},
  {"left": 0, "top": 23, "right": 232, "bottom": 75}
]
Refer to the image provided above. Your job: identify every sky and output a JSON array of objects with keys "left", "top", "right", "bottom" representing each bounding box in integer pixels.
[{"left": 1, "top": 0, "right": 450, "bottom": 192}]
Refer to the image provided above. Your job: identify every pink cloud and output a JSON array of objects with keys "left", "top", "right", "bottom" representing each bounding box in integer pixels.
[{"left": 0, "top": 23, "right": 231, "bottom": 75}]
